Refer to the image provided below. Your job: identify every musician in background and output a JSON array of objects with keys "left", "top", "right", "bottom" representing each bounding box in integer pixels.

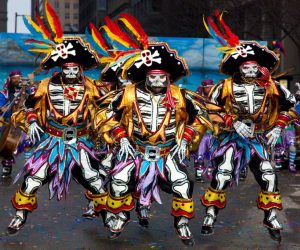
[{"left": 0, "top": 70, "right": 23, "bottom": 178}]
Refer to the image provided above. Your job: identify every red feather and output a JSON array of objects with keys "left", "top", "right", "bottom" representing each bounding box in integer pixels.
[
  {"left": 216, "top": 12, "right": 240, "bottom": 47},
  {"left": 118, "top": 13, "right": 148, "bottom": 49},
  {"left": 45, "top": 1, "right": 63, "bottom": 40},
  {"left": 25, "top": 39, "right": 54, "bottom": 46},
  {"left": 207, "top": 17, "right": 227, "bottom": 42},
  {"left": 89, "top": 22, "right": 111, "bottom": 53},
  {"left": 104, "top": 16, "right": 139, "bottom": 49},
  {"left": 35, "top": 9, "right": 53, "bottom": 40}
]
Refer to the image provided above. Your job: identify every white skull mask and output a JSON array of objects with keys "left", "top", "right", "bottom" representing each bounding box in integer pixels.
[
  {"left": 62, "top": 66, "right": 80, "bottom": 79},
  {"left": 146, "top": 73, "right": 168, "bottom": 88},
  {"left": 240, "top": 62, "right": 259, "bottom": 78}
]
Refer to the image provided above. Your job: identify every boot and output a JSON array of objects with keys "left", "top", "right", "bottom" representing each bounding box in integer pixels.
[
  {"left": 201, "top": 206, "right": 218, "bottom": 235},
  {"left": 108, "top": 211, "right": 130, "bottom": 240},
  {"left": 82, "top": 201, "right": 98, "bottom": 219},
  {"left": 289, "top": 163, "right": 297, "bottom": 173},
  {"left": 174, "top": 217, "right": 194, "bottom": 246},
  {"left": 2, "top": 159, "right": 13, "bottom": 178},
  {"left": 239, "top": 167, "right": 248, "bottom": 181},
  {"left": 7, "top": 210, "right": 28, "bottom": 235},
  {"left": 136, "top": 204, "right": 150, "bottom": 227},
  {"left": 263, "top": 209, "right": 282, "bottom": 242}
]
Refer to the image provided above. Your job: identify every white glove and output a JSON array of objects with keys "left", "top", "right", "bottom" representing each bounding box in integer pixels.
[
  {"left": 28, "top": 122, "right": 44, "bottom": 144},
  {"left": 266, "top": 126, "right": 282, "bottom": 148},
  {"left": 233, "top": 121, "right": 252, "bottom": 139},
  {"left": 118, "top": 138, "right": 136, "bottom": 161},
  {"left": 171, "top": 139, "right": 188, "bottom": 163}
]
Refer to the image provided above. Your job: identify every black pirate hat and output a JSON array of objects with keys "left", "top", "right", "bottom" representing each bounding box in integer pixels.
[
  {"left": 23, "top": 1, "right": 99, "bottom": 71},
  {"left": 124, "top": 42, "right": 189, "bottom": 83},
  {"left": 220, "top": 41, "right": 279, "bottom": 76},
  {"left": 41, "top": 37, "right": 99, "bottom": 70},
  {"left": 204, "top": 11, "right": 279, "bottom": 76}
]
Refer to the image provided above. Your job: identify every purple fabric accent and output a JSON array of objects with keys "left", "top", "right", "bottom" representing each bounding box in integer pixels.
[
  {"left": 194, "top": 133, "right": 213, "bottom": 163},
  {"left": 137, "top": 162, "right": 162, "bottom": 206},
  {"left": 14, "top": 138, "right": 99, "bottom": 200}
]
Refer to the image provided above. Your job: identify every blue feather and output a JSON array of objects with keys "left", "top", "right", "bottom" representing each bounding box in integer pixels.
[{"left": 85, "top": 28, "right": 109, "bottom": 57}]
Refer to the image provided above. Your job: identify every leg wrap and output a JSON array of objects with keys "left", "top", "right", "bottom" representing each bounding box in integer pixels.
[
  {"left": 106, "top": 193, "right": 134, "bottom": 214},
  {"left": 11, "top": 189, "right": 37, "bottom": 212},
  {"left": 85, "top": 191, "right": 108, "bottom": 212},
  {"left": 257, "top": 191, "right": 282, "bottom": 210},
  {"left": 171, "top": 197, "right": 195, "bottom": 219},
  {"left": 201, "top": 187, "right": 226, "bottom": 209}
]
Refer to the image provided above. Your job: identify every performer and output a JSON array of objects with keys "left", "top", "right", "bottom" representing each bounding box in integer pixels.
[
  {"left": 93, "top": 14, "right": 212, "bottom": 246},
  {"left": 194, "top": 80, "right": 214, "bottom": 182},
  {"left": 201, "top": 12, "right": 297, "bottom": 242},
  {"left": 7, "top": 2, "right": 109, "bottom": 234},
  {"left": 274, "top": 123, "right": 297, "bottom": 172},
  {"left": 0, "top": 70, "right": 25, "bottom": 178}
]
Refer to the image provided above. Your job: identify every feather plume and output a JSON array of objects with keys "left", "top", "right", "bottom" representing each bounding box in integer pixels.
[
  {"left": 85, "top": 26, "right": 109, "bottom": 57},
  {"left": 45, "top": 0, "right": 63, "bottom": 43},
  {"left": 23, "top": 16, "right": 49, "bottom": 40},
  {"left": 104, "top": 16, "right": 139, "bottom": 49},
  {"left": 203, "top": 10, "right": 240, "bottom": 50},
  {"left": 118, "top": 13, "right": 148, "bottom": 49}
]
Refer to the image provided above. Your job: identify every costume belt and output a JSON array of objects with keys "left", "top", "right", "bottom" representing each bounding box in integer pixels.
[
  {"left": 136, "top": 145, "right": 173, "bottom": 159},
  {"left": 45, "top": 124, "right": 88, "bottom": 138}
]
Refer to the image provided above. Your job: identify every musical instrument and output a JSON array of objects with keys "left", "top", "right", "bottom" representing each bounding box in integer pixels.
[{"left": 0, "top": 77, "right": 32, "bottom": 158}]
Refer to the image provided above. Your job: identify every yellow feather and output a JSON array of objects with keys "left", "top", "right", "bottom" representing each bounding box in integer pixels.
[
  {"left": 28, "top": 48, "right": 53, "bottom": 53},
  {"left": 99, "top": 57, "right": 114, "bottom": 64},
  {"left": 202, "top": 15, "right": 212, "bottom": 36},
  {"left": 27, "top": 17, "right": 48, "bottom": 39},
  {"left": 121, "top": 54, "right": 141, "bottom": 79}
]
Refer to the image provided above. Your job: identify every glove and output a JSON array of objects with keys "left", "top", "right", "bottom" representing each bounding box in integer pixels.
[
  {"left": 233, "top": 121, "right": 253, "bottom": 139},
  {"left": 118, "top": 138, "right": 136, "bottom": 161},
  {"left": 28, "top": 122, "right": 44, "bottom": 144},
  {"left": 266, "top": 126, "right": 282, "bottom": 148},
  {"left": 171, "top": 139, "right": 188, "bottom": 163}
]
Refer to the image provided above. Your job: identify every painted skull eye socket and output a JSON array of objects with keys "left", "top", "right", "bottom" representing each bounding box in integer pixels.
[
  {"left": 142, "top": 52, "right": 146, "bottom": 57},
  {"left": 146, "top": 51, "right": 150, "bottom": 56},
  {"left": 149, "top": 75, "right": 156, "bottom": 79},
  {"left": 159, "top": 75, "right": 166, "bottom": 79}
]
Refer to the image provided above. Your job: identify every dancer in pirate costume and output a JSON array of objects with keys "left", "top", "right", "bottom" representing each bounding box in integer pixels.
[
  {"left": 82, "top": 19, "right": 137, "bottom": 219},
  {"left": 93, "top": 14, "right": 213, "bottom": 246},
  {"left": 200, "top": 11, "right": 298, "bottom": 242},
  {"left": 7, "top": 1, "right": 109, "bottom": 234},
  {"left": 0, "top": 70, "right": 29, "bottom": 178}
]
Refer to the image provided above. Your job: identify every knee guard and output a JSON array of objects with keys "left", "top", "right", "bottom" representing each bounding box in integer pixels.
[
  {"left": 11, "top": 189, "right": 37, "bottom": 212},
  {"left": 171, "top": 197, "right": 195, "bottom": 219},
  {"left": 201, "top": 187, "right": 226, "bottom": 209},
  {"left": 106, "top": 193, "right": 134, "bottom": 214},
  {"left": 257, "top": 190, "right": 282, "bottom": 210},
  {"left": 85, "top": 191, "right": 108, "bottom": 212}
]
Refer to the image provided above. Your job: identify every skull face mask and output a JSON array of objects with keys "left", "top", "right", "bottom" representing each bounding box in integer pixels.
[
  {"left": 240, "top": 61, "right": 259, "bottom": 78},
  {"left": 62, "top": 65, "right": 81, "bottom": 83},
  {"left": 146, "top": 70, "right": 169, "bottom": 88}
]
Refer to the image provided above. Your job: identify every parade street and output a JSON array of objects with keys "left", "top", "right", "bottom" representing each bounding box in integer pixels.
[{"left": 0, "top": 158, "right": 299, "bottom": 250}]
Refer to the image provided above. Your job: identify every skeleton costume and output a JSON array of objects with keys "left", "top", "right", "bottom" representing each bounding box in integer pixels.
[
  {"left": 82, "top": 19, "right": 137, "bottom": 219},
  {"left": 7, "top": 2, "right": 108, "bottom": 234},
  {"left": 93, "top": 14, "right": 211, "bottom": 246},
  {"left": 201, "top": 12, "right": 298, "bottom": 242}
]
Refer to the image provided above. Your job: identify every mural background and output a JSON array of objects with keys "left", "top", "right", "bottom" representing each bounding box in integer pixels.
[{"left": 0, "top": 33, "right": 266, "bottom": 90}]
